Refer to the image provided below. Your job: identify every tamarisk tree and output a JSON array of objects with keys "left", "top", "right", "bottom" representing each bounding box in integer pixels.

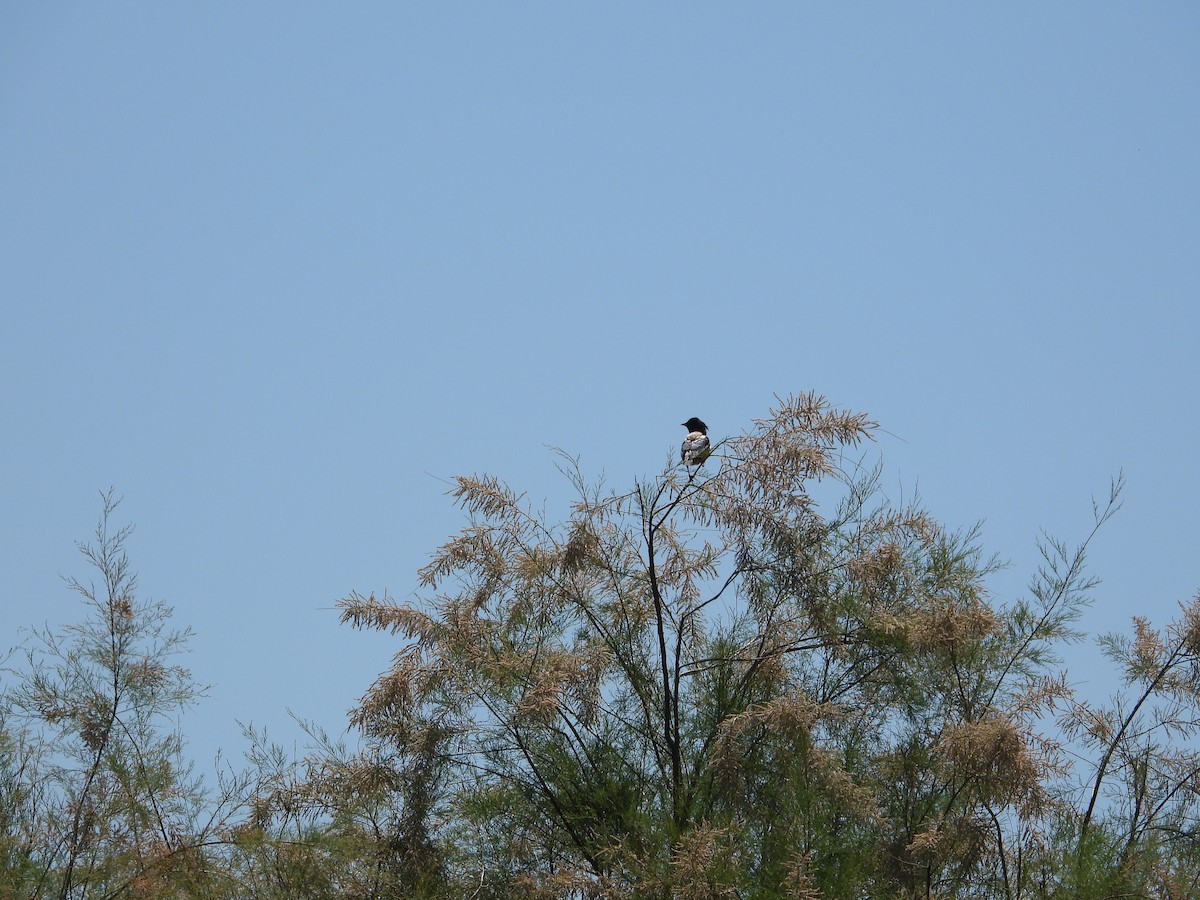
[
  {"left": 0, "top": 492, "right": 252, "bottom": 899},
  {"left": 337, "top": 394, "right": 1157, "bottom": 898}
]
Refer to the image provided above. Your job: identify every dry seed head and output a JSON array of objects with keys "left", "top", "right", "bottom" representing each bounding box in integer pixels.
[
  {"left": 1180, "top": 597, "right": 1200, "bottom": 656},
  {"left": 670, "top": 823, "right": 739, "bottom": 899},
  {"left": 1132, "top": 616, "right": 1165, "bottom": 670},
  {"left": 562, "top": 522, "right": 600, "bottom": 572},
  {"left": 451, "top": 474, "right": 519, "bottom": 518},
  {"left": 847, "top": 541, "right": 904, "bottom": 590},
  {"left": 939, "top": 716, "right": 1046, "bottom": 813},
  {"left": 906, "top": 826, "right": 943, "bottom": 863},
  {"left": 513, "top": 652, "right": 586, "bottom": 723},
  {"left": 909, "top": 600, "right": 998, "bottom": 653},
  {"left": 781, "top": 852, "right": 821, "bottom": 900},
  {"left": 810, "top": 748, "right": 881, "bottom": 823},
  {"left": 127, "top": 658, "right": 167, "bottom": 690},
  {"left": 79, "top": 712, "right": 108, "bottom": 752}
]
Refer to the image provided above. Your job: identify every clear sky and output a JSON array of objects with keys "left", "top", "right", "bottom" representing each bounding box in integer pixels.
[{"left": 3, "top": 4, "right": 1198, "bottom": 770}]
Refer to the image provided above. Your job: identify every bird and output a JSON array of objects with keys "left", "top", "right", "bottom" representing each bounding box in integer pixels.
[{"left": 680, "top": 417, "right": 712, "bottom": 466}]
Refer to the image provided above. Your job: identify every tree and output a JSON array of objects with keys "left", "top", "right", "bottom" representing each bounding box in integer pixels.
[
  {"left": 7, "top": 401, "right": 1193, "bottom": 898},
  {"left": 0, "top": 491, "right": 247, "bottom": 899},
  {"left": 0, "top": 491, "right": 447, "bottom": 899},
  {"left": 338, "top": 393, "right": 1108, "bottom": 898},
  {"left": 1051, "top": 595, "right": 1200, "bottom": 898}
]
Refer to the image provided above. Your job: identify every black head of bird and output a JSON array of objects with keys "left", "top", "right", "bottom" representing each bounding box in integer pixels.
[{"left": 680, "top": 417, "right": 712, "bottom": 466}]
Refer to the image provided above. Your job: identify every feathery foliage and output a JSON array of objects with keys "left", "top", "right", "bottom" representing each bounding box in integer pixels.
[
  {"left": 5, "top": 399, "right": 1198, "bottom": 898},
  {"left": 335, "top": 394, "right": 1199, "bottom": 897}
]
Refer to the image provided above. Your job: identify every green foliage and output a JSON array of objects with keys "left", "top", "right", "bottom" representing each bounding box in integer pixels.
[
  {"left": 336, "top": 394, "right": 1151, "bottom": 898},
  {"left": 0, "top": 492, "right": 206, "bottom": 897},
  {"left": 0, "top": 492, "right": 253, "bottom": 899},
  {"left": 4, "top": 401, "right": 1198, "bottom": 899},
  {"left": 332, "top": 395, "right": 1199, "bottom": 899}
]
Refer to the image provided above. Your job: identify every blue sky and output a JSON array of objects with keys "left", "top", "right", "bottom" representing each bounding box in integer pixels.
[{"left": 3, "top": 4, "right": 1198, "bottom": 769}]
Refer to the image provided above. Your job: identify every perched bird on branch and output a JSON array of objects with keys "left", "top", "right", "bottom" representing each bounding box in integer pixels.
[{"left": 680, "top": 417, "right": 712, "bottom": 466}]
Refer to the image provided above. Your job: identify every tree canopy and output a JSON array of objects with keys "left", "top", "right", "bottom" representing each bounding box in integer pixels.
[{"left": 3, "top": 394, "right": 1198, "bottom": 898}]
